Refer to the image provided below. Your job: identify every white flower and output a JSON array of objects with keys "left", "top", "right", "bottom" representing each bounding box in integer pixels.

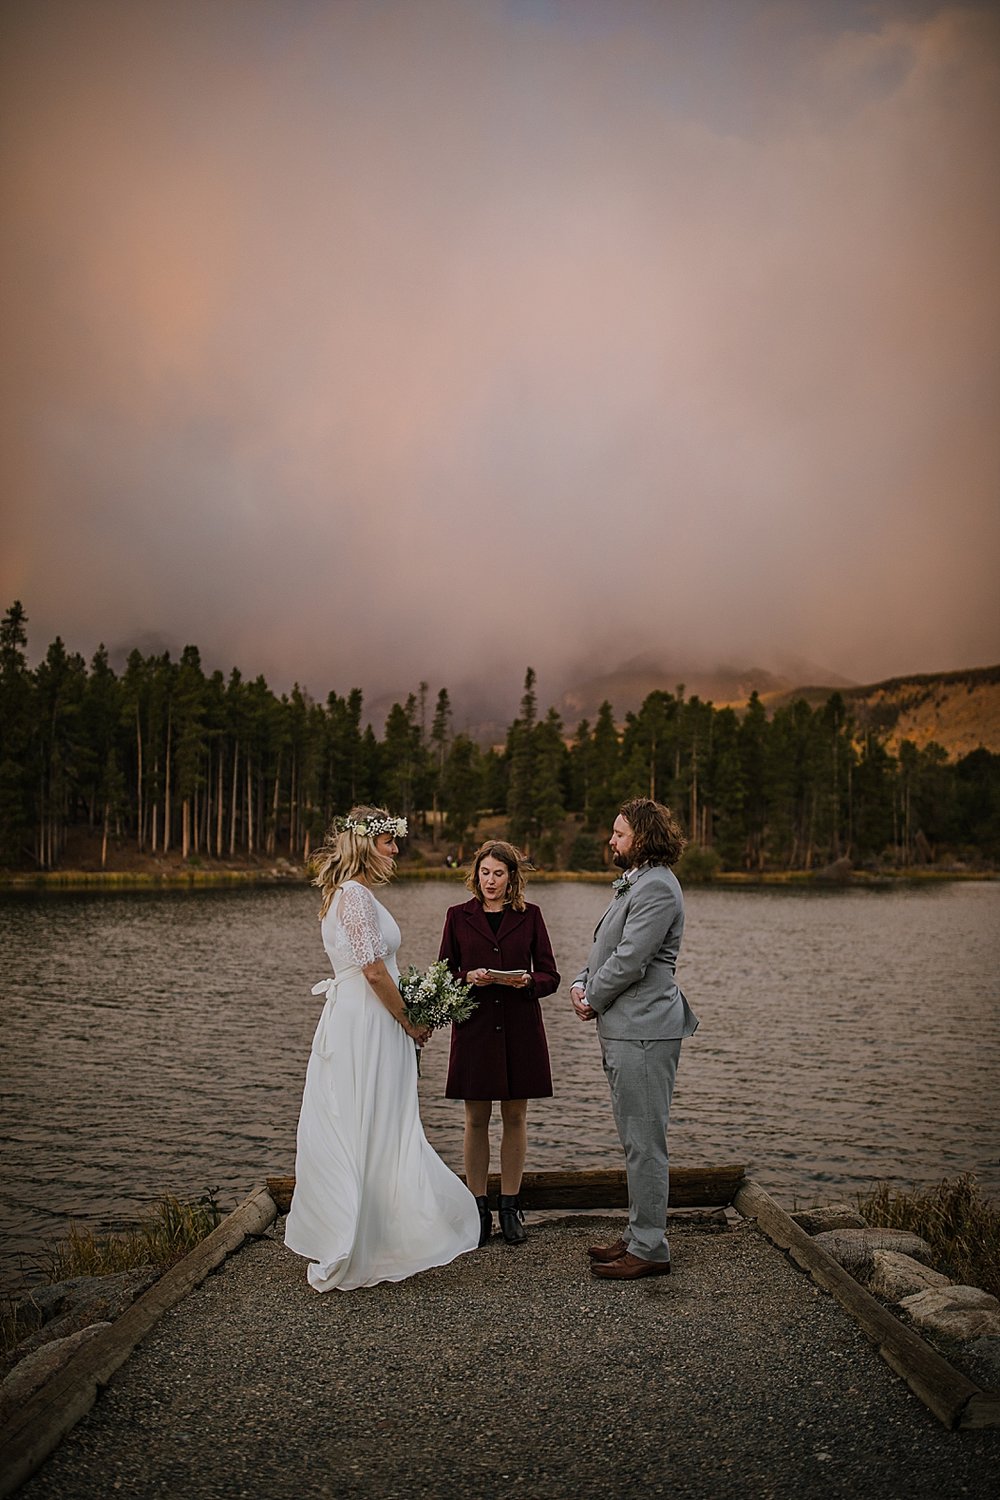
[
  {"left": 399, "top": 960, "right": 478, "bottom": 1031},
  {"left": 340, "top": 813, "right": 408, "bottom": 839}
]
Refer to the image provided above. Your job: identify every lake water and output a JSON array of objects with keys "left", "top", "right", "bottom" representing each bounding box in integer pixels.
[{"left": 1, "top": 879, "right": 998, "bottom": 1291}]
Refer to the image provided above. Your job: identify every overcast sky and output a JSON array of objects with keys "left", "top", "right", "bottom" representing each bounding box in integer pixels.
[{"left": 2, "top": 0, "right": 998, "bottom": 714}]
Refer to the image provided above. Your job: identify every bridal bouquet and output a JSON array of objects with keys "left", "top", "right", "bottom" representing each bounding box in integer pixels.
[
  {"left": 399, "top": 960, "right": 478, "bottom": 1073},
  {"left": 399, "top": 959, "right": 478, "bottom": 1030}
]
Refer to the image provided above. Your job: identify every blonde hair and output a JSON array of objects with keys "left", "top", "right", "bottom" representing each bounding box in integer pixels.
[
  {"left": 465, "top": 840, "right": 528, "bottom": 912},
  {"left": 312, "top": 805, "right": 399, "bottom": 917}
]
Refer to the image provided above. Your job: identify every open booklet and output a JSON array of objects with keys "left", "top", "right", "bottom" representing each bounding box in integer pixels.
[{"left": 486, "top": 968, "right": 528, "bottom": 980}]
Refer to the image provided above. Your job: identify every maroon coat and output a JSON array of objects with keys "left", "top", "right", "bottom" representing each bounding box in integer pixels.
[{"left": 438, "top": 899, "right": 560, "bottom": 1101}]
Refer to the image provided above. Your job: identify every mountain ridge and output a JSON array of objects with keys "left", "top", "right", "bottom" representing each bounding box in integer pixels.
[
  {"left": 364, "top": 660, "right": 1000, "bottom": 760},
  {"left": 549, "top": 662, "right": 999, "bottom": 760}
]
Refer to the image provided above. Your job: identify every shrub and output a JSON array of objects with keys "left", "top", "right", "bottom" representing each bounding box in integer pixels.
[
  {"left": 42, "top": 1190, "right": 224, "bottom": 1283},
  {"left": 676, "top": 845, "right": 722, "bottom": 883},
  {"left": 3, "top": 1191, "right": 225, "bottom": 1359},
  {"left": 858, "top": 1173, "right": 1000, "bottom": 1298},
  {"left": 568, "top": 831, "right": 604, "bottom": 871}
]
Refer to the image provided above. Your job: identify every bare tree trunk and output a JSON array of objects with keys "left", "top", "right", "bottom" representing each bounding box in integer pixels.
[
  {"left": 182, "top": 798, "right": 190, "bottom": 859},
  {"left": 268, "top": 751, "right": 281, "bottom": 857},
  {"left": 101, "top": 803, "right": 109, "bottom": 869},
  {"left": 163, "top": 706, "right": 172, "bottom": 855},
  {"left": 689, "top": 745, "right": 698, "bottom": 845},
  {"left": 135, "top": 707, "right": 145, "bottom": 852},
  {"left": 217, "top": 751, "right": 224, "bottom": 857},
  {"left": 151, "top": 755, "right": 159, "bottom": 853},
  {"left": 246, "top": 757, "right": 254, "bottom": 855},
  {"left": 229, "top": 742, "right": 239, "bottom": 856}
]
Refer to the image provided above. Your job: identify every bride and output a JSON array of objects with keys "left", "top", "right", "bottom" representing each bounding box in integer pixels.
[{"left": 284, "top": 806, "right": 480, "bottom": 1290}]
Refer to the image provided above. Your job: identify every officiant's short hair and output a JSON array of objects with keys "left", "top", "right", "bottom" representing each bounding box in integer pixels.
[
  {"left": 620, "top": 798, "right": 687, "bottom": 868},
  {"left": 466, "top": 840, "right": 527, "bottom": 911}
]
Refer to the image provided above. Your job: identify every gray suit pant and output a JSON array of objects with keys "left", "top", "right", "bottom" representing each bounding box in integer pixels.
[{"left": 600, "top": 1037, "right": 681, "bottom": 1263}]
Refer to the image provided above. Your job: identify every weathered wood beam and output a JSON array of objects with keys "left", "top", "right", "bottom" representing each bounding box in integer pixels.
[
  {"left": 265, "top": 1163, "right": 747, "bottom": 1215},
  {"left": 734, "top": 1178, "right": 1000, "bottom": 1432},
  {"left": 0, "top": 1184, "right": 278, "bottom": 1498}
]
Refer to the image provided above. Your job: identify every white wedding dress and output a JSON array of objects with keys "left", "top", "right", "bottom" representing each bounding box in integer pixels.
[{"left": 284, "top": 880, "right": 480, "bottom": 1290}]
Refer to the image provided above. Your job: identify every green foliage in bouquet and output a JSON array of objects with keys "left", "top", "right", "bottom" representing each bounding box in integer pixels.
[{"left": 398, "top": 959, "right": 479, "bottom": 1031}]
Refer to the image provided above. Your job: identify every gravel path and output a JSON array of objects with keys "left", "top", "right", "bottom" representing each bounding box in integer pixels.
[{"left": 21, "top": 1214, "right": 999, "bottom": 1499}]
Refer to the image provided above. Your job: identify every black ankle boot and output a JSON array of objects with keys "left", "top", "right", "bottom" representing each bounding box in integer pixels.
[
  {"left": 498, "top": 1193, "right": 527, "bottom": 1245},
  {"left": 475, "top": 1195, "right": 493, "bottom": 1247}
]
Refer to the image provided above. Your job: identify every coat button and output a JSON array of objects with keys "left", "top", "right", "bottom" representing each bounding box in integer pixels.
[
  {"left": 493, "top": 947, "right": 500, "bottom": 953},
  {"left": 495, "top": 1025, "right": 502, "bottom": 1031}
]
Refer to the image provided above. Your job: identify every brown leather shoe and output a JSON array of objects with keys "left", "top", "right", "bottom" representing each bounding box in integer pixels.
[
  {"left": 590, "top": 1252, "right": 672, "bottom": 1280},
  {"left": 587, "top": 1236, "right": 629, "bottom": 1263}
]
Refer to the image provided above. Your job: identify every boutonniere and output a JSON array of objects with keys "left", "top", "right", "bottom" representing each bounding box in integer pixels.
[{"left": 612, "top": 874, "right": 631, "bottom": 900}]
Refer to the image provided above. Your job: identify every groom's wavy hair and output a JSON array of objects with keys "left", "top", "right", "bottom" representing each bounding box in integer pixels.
[
  {"left": 620, "top": 798, "right": 687, "bottom": 868},
  {"left": 312, "top": 805, "right": 398, "bottom": 918}
]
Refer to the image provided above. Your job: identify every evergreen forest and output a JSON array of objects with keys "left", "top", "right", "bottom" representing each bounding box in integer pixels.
[{"left": 1, "top": 602, "right": 997, "bottom": 874}]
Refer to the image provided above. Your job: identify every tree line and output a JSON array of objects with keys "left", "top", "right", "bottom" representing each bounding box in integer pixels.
[{"left": 1, "top": 601, "right": 996, "bottom": 872}]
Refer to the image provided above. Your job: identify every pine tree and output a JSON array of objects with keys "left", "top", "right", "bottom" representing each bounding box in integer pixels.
[
  {"left": 33, "top": 636, "right": 88, "bottom": 867},
  {"left": 589, "top": 701, "right": 622, "bottom": 832},
  {"left": 0, "top": 602, "right": 33, "bottom": 864},
  {"left": 428, "top": 687, "right": 452, "bottom": 844},
  {"left": 532, "top": 707, "right": 567, "bottom": 864},
  {"left": 703, "top": 707, "right": 744, "bottom": 864},
  {"left": 441, "top": 734, "right": 482, "bottom": 854},
  {"left": 81, "top": 644, "right": 126, "bottom": 866},
  {"left": 507, "top": 667, "right": 537, "bottom": 848},
  {"left": 382, "top": 699, "right": 421, "bottom": 819},
  {"left": 739, "top": 692, "right": 769, "bottom": 871}
]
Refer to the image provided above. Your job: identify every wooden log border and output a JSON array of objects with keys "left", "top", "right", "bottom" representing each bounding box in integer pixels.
[
  {"left": 265, "top": 1162, "right": 747, "bottom": 1215},
  {"left": 0, "top": 1183, "right": 277, "bottom": 1499},
  {"left": 734, "top": 1178, "right": 1000, "bottom": 1431}
]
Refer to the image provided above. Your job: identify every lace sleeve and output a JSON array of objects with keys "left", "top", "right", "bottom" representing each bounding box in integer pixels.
[{"left": 337, "top": 883, "right": 389, "bottom": 967}]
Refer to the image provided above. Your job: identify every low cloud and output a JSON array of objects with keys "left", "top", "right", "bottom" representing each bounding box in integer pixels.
[{"left": 2, "top": 0, "right": 998, "bottom": 710}]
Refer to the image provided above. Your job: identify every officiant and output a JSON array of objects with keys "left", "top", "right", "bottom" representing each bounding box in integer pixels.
[{"left": 437, "top": 841, "right": 560, "bottom": 1246}]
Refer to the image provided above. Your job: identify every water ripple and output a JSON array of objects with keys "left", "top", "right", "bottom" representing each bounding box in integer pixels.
[{"left": 1, "top": 880, "right": 998, "bottom": 1289}]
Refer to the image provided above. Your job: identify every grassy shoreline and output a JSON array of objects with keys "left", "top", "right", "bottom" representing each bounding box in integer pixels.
[{"left": 0, "top": 865, "right": 994, "bottom": 891}]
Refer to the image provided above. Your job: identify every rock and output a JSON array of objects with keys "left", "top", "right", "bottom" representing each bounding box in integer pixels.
[
  {"left": 963, "top": 1337, "right": 1000, "bottom": 1390},
  {"left": 23, "top": 1276, "right": 109, "bottom": 1321},
  {"left": 812, "top": 1228, "right": 932, "bottom": 1275},
  {"left": 10, "top": 1268, "right": 160, "bottom": 1359},
  {"left": 791, "top": 1204, "right": 867, "bottom": 1235},
  {"left": 0, "top": 1322, "right": 111, "bottom": 1425},
  {"left": 866, "top": 1251, "right": 951, "bottom": 1301},
  {"left": 900, "top": 1285, "right": 1000, "bottom": 1341},
  {"left": 21, "top": 1269, "right": 158, "bottom": 1325}
]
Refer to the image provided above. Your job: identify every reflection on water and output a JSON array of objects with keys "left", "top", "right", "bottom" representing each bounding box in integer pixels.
[{"left": 1, "top": 878, "right": 998, "bottom": 1289}]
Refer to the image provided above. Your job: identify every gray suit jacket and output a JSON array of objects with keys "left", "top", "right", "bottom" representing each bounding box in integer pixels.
[{"left": 574, "top": 865, "right": 699, "bottom": 1041}]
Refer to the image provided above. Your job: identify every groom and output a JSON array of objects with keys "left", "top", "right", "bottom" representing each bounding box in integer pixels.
[{"left": 571, "top": 798, "right": 699, "bottom": 1280}]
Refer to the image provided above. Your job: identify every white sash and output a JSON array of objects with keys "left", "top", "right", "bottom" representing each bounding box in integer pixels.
[{"left": 310, "top": 964, "right": 363, "bottom": 1058}]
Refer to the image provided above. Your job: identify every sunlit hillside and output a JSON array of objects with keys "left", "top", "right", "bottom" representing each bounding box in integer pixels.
[
  {"left": 755, "top": 667, "right": 1000, "bottom": 759},
  {"left": 556, "top": 659, "right": 1000, "bottom": 761}
]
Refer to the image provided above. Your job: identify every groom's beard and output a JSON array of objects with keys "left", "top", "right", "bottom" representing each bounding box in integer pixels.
[{"left": 612, "top": 851, "right": 634, "bottom": 871}]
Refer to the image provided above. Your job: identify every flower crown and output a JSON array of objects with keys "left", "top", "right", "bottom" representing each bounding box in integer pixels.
[{"left": 336, "top": 814, "right": 407, "bottom": 839}]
